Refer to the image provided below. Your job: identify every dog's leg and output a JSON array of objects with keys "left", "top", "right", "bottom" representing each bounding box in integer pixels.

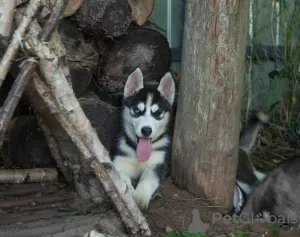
[
  {"left": 112, "top": 157, "right": 137, "bottom": 194},
  {"left": 133, "top": 166, "right": 161, "bottom": 210}
]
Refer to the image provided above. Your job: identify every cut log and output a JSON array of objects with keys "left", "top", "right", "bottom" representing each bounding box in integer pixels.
[
  {"left": 3, "top": 94, "right": 120, "bottom": 169},
  {"left": 99, "top": 26, "right": 172, "bottom": 93},
  {"left": 50, "top": 0, "right": 84, "bottom": 18},
  {"left": 78, "top": 94, "right": 121, "bottom": 153},
  {"left": 68, "top": 0, "right": 132, "bottom": 37},
  {"left": 58, "top": 20, "right": 99, "bottom": 97},
  {"left": 127, "top": 0, "right": 155, "bottom": 26},
  {"left": 2, "top": 116, "right": 57, "bottom": 169}
]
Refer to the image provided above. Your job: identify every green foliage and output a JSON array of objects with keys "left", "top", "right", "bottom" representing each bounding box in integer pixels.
[
  {"left": 234, "top": 219, "right": 242, "bottom": 226},
  {"left": 265, "top": 73, "right": 282, "bottom": 108},
  {"left": 0, "top": 195, "right": 10, "bottom": 199},
  {"left": 268, "top": 222, "right": 281, "bottom": 237},
  {"left": 246, "top": 0, "right": 300, "bottom": 122},
  {"left": 167, "top": 232, "right": 206, "bottom": 237},
  {"left": 156, "top": 197, "right": 162, "bottom": 205},
  {"left": 57, "top": 207, "right": 78, "bottom": 217},
  {"left": 235, "top": 230, "right": 251, "bottom": 237}
]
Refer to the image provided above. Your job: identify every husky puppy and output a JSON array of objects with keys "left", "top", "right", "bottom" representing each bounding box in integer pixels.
[
  {"left": 240, "top": 157, "right": 300, "bottom": 227},
  {"left": 111, "top": 67, "right": 175, "bottom": 210},
  {"left": 233, "top": 112, "right": 268, "bottom": 214}
]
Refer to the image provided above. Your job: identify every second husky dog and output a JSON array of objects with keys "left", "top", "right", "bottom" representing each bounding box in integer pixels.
[
  {"left": 233, "top": 112, "right": 268, "bottom": 214},
  {"left": 111, "top": 67, "right": 175, "bottom": 210},
  {"left": 240, "top": 157, "right": 300, "bottom": 227}
]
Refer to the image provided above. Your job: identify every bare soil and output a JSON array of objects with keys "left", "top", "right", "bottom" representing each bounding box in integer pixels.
[
  {"left": 144, "top": 178, "right": 300, "bottom": 237},
  {"left": 1, "top": 177, "right": 300, "bottom": 237}
]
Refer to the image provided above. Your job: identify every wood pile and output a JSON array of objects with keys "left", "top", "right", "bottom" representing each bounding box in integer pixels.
[{"left": 0, "top": 0, "right": 173, "bottom": 235}]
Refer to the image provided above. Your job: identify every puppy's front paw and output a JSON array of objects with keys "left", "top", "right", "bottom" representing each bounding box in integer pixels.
[
  {"left": 133, "top": 187, "right": 151, "bottom": 210},
  {"left": 119, "top": 173, "right": 134, "bottom": 195}
]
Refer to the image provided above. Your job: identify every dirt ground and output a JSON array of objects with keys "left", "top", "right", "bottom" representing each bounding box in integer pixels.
[
  {"left": 144, "top": 178, "right": 300, "bottom": 237},
  {"left": 1, "top": 176, "right": 300, "bottom": 237}
]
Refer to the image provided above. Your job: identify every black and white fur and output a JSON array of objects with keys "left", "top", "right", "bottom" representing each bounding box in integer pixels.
[
  {"left": 233, "top": 112, "right": 268, "bottom": 214},
  {"left": 111, "top": 67, "right": 175, "bottom": 210},
  {"left": 240, "top": 157, "right": 300, "bottom": 227}
]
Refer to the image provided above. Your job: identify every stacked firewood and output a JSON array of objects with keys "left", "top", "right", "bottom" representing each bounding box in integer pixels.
[{"left": 0, "top": 0, "right": 173, "bottom": 236}]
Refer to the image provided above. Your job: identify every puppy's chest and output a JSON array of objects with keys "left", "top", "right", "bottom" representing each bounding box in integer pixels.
[{"left": 129, "top": 150, "right": 165, "bottom": 174}]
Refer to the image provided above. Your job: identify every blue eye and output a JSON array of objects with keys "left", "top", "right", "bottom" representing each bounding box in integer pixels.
[
  {"left": 133, "top": 106, "right": 141, "bottom": 115},
  {"left": 153, "top": 109, "right": 163, "bottom": 117}
]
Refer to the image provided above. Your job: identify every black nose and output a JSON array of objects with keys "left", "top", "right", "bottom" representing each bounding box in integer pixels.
[{"left": 141, "top": 127, "right": 152, "bottom": 137}]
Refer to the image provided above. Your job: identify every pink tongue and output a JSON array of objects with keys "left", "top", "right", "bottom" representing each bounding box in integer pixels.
[{"left": 136, "top": 138, "right": 152, "bottom": 162}]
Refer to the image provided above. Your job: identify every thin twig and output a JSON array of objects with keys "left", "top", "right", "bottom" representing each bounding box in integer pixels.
[
  {"left": 0, "top": 0, "right": 40, "bottom": 88},
  {"left": 0, "top": 0, "right": 67, "bottom": 147}
]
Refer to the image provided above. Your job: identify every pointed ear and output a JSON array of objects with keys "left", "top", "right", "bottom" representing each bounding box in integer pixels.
[
  {"left": 124, "top": 67, "right": 144, "bottom": 98},
  {"left": 157, "top": 72, "right": 175, "bottom": 105}
]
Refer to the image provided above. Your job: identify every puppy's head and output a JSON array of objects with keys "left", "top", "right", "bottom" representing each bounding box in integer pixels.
[{"left": 122, "top": 67, "right": 175, "bottom": 161}]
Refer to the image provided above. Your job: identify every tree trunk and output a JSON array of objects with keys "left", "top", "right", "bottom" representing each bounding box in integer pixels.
[{"left": 172, "top": 0, "right": 250, "bottom": 211}]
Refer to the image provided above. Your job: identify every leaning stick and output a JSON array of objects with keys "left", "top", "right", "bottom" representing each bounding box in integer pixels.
[
  {"left": 25, "top": 37, "right": 151, "bottom": 235},
  {"left": 0, "top": 168, "right": 58, "bottom": 184},
  {"left": 0, "top": 0, "right": 16, "bottom": 37},
  {"left": 29, "top": 69, "right": 151, "bottom": 236},
  {"left": 0, "top": 0, "right": 67, "bottom": 147},
  {"left": 0, "top": 0, "right": 40, "bottom": 88}
]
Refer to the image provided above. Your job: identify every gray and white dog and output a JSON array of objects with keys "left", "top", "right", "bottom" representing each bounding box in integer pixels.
[
  {"left": 233, "top": 112, "right": 268, "bottom": 214},
  {"left": 111, "top": 67, "right": 175, "bottom": 210},
  {"left": 240, "top": 156, "right": 300, "bottom": 227}
]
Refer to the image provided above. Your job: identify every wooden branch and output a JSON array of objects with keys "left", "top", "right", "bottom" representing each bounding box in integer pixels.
[
  {"left": 127, "top": 0, "right": 155, "bottom": 26},
  {"left": 16, "top": 0, "right": 29, "bottom": 7},
  {"left": 68, "top": 0, "right": 132, "bottom": 37},
  {"left": 0, "top": 0, "right": 67, "bottom": 147},
  {"left": 0, "top": 208, "right": 72, "bottom": 226},
  {"left": 84, "top": 230, "right": 122, "bottom": 237},
  {"left": 0, "top": 168, "right": 58, "bottom": 184},
  {"left": 0, "top": 0, "right": 40, "bottom": 88},
  {"left": 91, "top": 160, "right": 148, "bottom": 235},
  {"left": 0, "top": 0, "right": 16, "bottom": 37},
  {"left": 0, "top": 214, "right": 119, "bottom": 237},
  {"left": 25, "top": 38, "right": 151, "bottom": 235},
  {"left": 38, "top": 0, "right": 67, "bottom": 42},
  {"left": 0, "top": 194, "right": 68, "bottom": 209},
  {"left": 0, "top": 183, "right": 63, "bottom": 196}
]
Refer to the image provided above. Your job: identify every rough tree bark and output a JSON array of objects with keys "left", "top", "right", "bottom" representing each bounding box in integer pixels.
[
  {"left": 0, "top": 168, "right": 58, "bottom": 183},
  {"left": 172, "top": 0, "right": 250, "bottom": 210},
  {"left": 0, "top": 0, "right": 16, "bottom": 37},
  {"left": 68, "top": 0, "right": 132, "bottom": 37},
  {"left": 100, "top": 27, "right": 172, "bottom": 93},
  {"left": 23, "top": 36, "right": 151, "bottom": 235},
  {"left": 0, "top": 0, "right": 39, "bottom": 88},
  {"left": 0, "top": 0, "right": 67, "bottom": 147}
]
